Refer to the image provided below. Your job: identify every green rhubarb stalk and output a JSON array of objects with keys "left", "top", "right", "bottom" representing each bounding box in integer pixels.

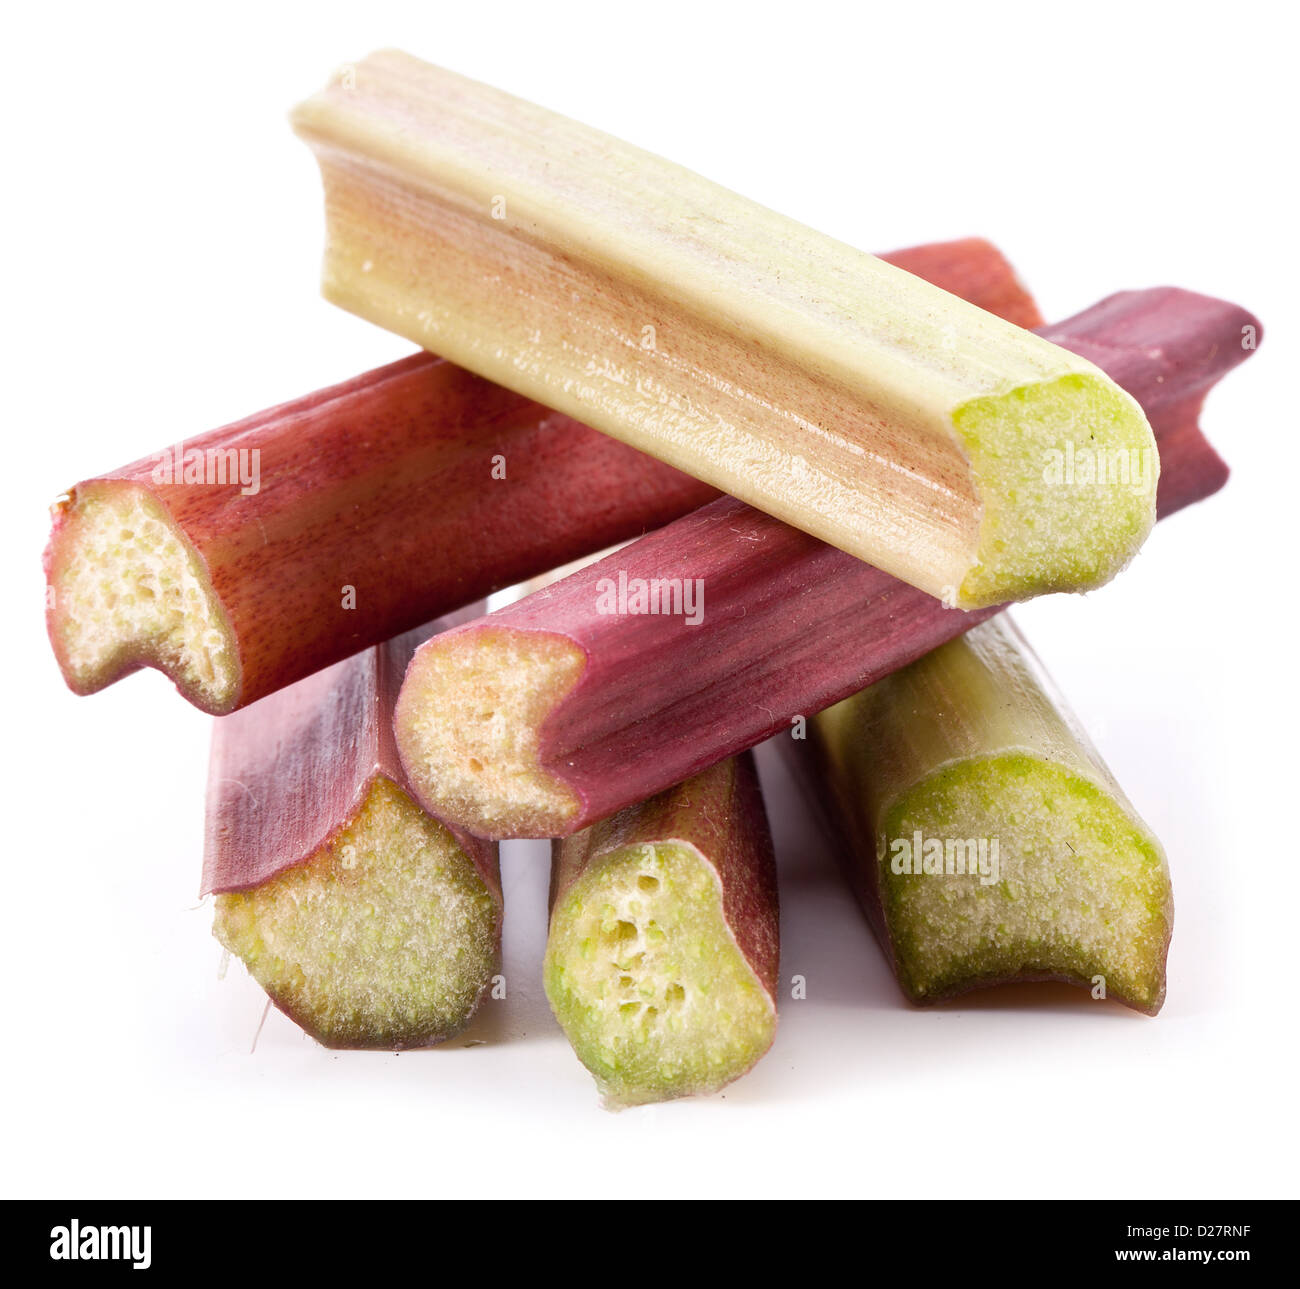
[
  {"left": 544, "top": 754, "right": 779, "bottom": 1105},
  {"left": 804, "top": 616, "right": 1172, "bottom": 1013},
  {"left": 291, "top": 50, "right": 1156, "bottom": 608}
]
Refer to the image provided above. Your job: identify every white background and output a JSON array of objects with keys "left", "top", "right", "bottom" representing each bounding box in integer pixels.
[{"left": 5, "top": 1, "right": 1296, "bottom": 1199}]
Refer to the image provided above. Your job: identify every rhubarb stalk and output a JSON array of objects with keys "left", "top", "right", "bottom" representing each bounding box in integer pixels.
[
  {"left": 43, "top": 238, "right": 1024, "bottom": 714},
  {"left": 293, "top": 50, "right": 1156, "bottom": 608},
  {"left": 43, "top": 357, "right": 713, "bottom": 715},
  {"left": 799, "top": 616, "right": 1171, "bottom": 1013},
  {"left": 544, "top": 754, "right": 778, "bottom": 1105},
  {"left": 205, "top": 613, "right": 501, "bottom": 1049},
  {"left": 394, "top": 288, "right": 1255, "bottom": 839}
]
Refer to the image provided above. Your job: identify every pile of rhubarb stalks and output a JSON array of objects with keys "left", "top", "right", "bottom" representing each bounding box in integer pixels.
[{"left": 44, "top": 51, "right": 1260, "bottom": 1106}]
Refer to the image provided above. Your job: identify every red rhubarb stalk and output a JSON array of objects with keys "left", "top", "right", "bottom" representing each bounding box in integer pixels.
[
  {"left": 394, "top": 288, "right": 1257, "bottom": 839},
  {"left": 43, "top": 239, "right": 1025, "bottom": 715},
  {"left": 205, "top": 611, "right": 501, "bottom": 1049}
]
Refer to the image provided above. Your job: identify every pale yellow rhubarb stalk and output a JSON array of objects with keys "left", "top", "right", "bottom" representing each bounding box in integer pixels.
[
  {"left": 803, "top": 616, "right": 1172, "bottom": 1012},
  {"left": 291, "top": 51, "right": 1157, "bottom": 608}
]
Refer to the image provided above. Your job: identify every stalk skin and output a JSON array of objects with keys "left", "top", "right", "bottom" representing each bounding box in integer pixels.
[
  {"left": 44, "top": 356, "right": 714, "bottom": 715},
  {"left": 205, "top": 612, "right": 501, "bottom": 1049},
  {"left": 395, "top": 288, "right": 1255, "bottom": 839},
  {"left": 545, "top": 754, "right": 778, "bottom": 1105},
  {"left": 293, "top": 51, "right": 1156, "bottom": 608},
  {"left": 43, "top": 238, "right": 1021, "bottom": 715},
  {"left": 797, "top": 616, "right": 1172, "bottom": 1013}
]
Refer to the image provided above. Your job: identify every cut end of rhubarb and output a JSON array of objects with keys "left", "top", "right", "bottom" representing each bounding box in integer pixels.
[
  {"left": 954, "top": 373, "right": 1158, "bottom": 607},
  {"left": 395, "top": 625, "right": 585, "bottom": 838},
  {"left": 45, "top": 482, "right": 239, "bottom": 712},
  {"left": 545, "top": 839, "right": 776, "bottom": 1106},
  {"left": 213, "top": 774, "right": 500, "bottom": 1049},
  {"left": 880, "top": 752, "right": 1171, "bottom": 1013}
]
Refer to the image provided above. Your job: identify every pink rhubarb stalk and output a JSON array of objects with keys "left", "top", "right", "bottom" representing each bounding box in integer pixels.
[
  {"left": 394, "top": 288, "right": 1256, "bottom": 839},
  {"left": 205, "top": 612, "right": 501, "bottom": 1049}
]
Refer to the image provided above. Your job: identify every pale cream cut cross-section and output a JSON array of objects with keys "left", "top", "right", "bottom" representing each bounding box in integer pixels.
[
  {"left": 394, "top": 626, "right": 586, "bottom": 839},
  {"left": 48, "top": 482, "right": 237, "bottom": 710},
  {"left": 292, "top": 50, "right": 1157, "bottom": 608}
]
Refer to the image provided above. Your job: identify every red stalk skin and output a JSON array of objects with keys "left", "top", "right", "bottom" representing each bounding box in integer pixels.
[
  {"left": 401, "top": 287, "right": 1257, "bottom": 838},
  {"left": 549, "top": 752, "right": 779, "bottom": 1002},
  {"left": 43, "top": 239, "right": 1023, "bottom": 716},
  {"left": 202, "top": 606, "right": 496, "bottom": 899},
  {"left": 44, "top": 360, "right": 715, "bottom": 716}
]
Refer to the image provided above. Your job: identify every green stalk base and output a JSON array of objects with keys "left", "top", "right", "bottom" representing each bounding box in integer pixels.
[
  {"left": 214, "top": 776, "right": 500, "bottom": 1049},
  {"left": 545, "top": 840, "right": 775, "bottom": 1106},
  {"left": 881, "top": 753, "right": 1171, "bottom": 1013}
]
